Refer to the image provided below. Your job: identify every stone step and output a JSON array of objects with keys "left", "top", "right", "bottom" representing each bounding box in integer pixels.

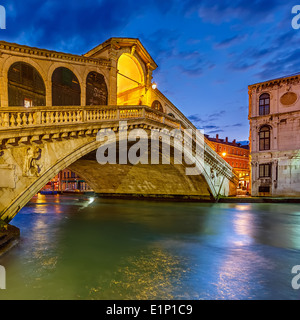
[{"left": 0, "top": 225, "right": 20, "bottom": 256}]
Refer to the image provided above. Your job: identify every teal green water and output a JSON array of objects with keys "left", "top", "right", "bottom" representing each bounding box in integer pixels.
[{"left": 1, "top": 194, "right": 300, "bottom": 300}]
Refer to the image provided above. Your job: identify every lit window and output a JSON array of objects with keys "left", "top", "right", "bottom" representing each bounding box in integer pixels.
[
  {"left": 24, "top": 98, "right": 32, "bottom": 108},
  {"left": 151, "top": 100, "right": 163, "bottom": 112}
]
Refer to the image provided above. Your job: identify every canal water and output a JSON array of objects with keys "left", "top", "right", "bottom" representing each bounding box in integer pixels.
[{"left": 1, "top": 194, "right": 300, "bottom": 300}]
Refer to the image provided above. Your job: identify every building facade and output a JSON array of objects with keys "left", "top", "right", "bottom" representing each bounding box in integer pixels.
[
  {"left": 40, "top": 169, "right": 93, "bottom": 194},
  {"left": 205, "top": 134, "right": 250, "bottom": 193},
  {"left": 248, "top": 74, "right": 300, "bottom": 197},
  {"left": 0, "top": 38, "right": 190, "bottom": 121}
]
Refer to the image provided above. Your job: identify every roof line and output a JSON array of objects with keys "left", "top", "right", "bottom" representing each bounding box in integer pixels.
[{"left": 249, "top": 71, "right": 300, "bottom": 87}]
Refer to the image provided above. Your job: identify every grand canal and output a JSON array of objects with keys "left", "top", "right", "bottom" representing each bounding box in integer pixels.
[{"left": 1, "top": 194, "right": 300, "bottom": 300}]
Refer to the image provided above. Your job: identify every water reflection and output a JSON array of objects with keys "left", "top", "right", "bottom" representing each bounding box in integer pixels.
[{"left": 0, "top": 196, "right": 300, "bottom": 300}]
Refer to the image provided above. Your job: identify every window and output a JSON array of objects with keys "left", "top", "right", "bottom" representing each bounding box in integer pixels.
[
  {"left": 259, "top": 126, "right": 270, "bottom": 151},
  {"left": 259, "top": 163, "right": 271, "bottom": 178},
  {"left": 259, "top": 186, "right": 270, "bottom": 193},
  {"left": 24, "top": 98, "right": 32, "bottom": 108},
  {"left": 151, "top": 100, "right": 163, "bottom": 112},
  {"left": 259, "top": 93, "right": 270, "bottom": 115}
]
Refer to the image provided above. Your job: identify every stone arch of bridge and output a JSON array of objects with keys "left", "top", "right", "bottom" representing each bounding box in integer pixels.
[{"left": 1, "top": 130, "right": 217, "bottom": 222}]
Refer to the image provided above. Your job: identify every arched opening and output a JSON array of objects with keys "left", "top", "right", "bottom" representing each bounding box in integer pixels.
[
  {"left": 52, "top": 67, "right": 81, "bottom": 106},
  {"left": 86, "top": 72, "right": 108, "bottom": 106},
  {"left": 117, "top": 54, "right": 144, "bottom": 105},
  {"left": 8, "top": 62, "right": 46, "bottom": 107},
  {"left": 259, "top": 125, "right": 271, "bottom": 151},
  {"left": 259, "top": 93, "right": 270, "bottom": 115},
  {"left": 151, "top": 100, "right": 163, "bottom": 112}
]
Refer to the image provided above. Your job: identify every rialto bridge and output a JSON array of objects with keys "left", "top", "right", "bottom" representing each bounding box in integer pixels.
[{"left": 0, "top": 38, "right": 238, "bottom": 223}]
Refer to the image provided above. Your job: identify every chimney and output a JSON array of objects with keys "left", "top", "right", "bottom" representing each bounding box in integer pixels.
[
  {"left": 216, "top": 134, "right": 219, "bottom": 141},
  {"left": 233, "top": 139, "right": 236, "bottom": 145},
  {"left": 225, "top": 137, "right": 228, "bottom": 143}
]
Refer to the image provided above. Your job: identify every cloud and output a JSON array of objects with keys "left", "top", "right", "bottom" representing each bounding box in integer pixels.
[
  {"left": 255, "top": 48, "right": 300, "bottom": 80},
  {"left": 225, "top": 123, "right": 244, "bottom": 128},
  {"left": 182, "top": 0, "right": 285, "bottom": 24},
  {"left": 188, "top": 110, "right": 226, "bottom": 125},
  {"left": 215, "top": 34, "right": 247, "bottom": 49},
  {"left": 205, "top": 129, "right": 225, "bottom": 134},
  {"left": 4, "top": 0, "right": 180, "bottom": 54},
  {"left": 176, "top": 50, "right": 215, "bottom": 77},
  {"left": 188, "top": 114, "right": 203, "bottom": 122},
  {"left": 188, "top": 111, "right": 227, "bottom": 134},
  {"left": 138, "top": 29, "right": 180, "bottom": 64}
]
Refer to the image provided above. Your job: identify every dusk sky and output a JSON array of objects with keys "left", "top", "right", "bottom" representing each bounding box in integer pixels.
[{"left": 1, "top": 0, "right": 300, "bottom": 142}]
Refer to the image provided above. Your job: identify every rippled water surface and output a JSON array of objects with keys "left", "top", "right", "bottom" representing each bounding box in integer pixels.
[{"left": 1, "top": 194, "right": 300, "bottom": 300}]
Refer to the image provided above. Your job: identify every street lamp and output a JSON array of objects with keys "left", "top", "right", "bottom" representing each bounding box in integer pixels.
[
  {"left": 152, "top": 82, "right": 157, "bottom": 90},
  {"left": 222, "top": 152, "right": 227, "bottom": 157}
]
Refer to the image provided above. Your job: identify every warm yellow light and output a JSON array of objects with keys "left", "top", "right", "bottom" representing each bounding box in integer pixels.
[
  {"left": 152, "top": 82, "right": 157, "bottom": 90},
  {"left": 117, "top": 54, "right": 143, "bottom": 94},
  {"left": 222, "top": 152, "right": 227, "bottom": 157}
]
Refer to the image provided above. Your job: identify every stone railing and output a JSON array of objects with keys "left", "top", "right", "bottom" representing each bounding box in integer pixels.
[{"left": 0, "top": 106, "right": 182, "bottom": 130}]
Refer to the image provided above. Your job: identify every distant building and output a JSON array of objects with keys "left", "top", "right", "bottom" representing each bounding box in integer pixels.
[
  {"left": 248, "top": 74, "right": 300, "bottom": 196},
  {"left": 40, "top": 169, "right": 93, "bottom": 194},
  {"left": 205, "top": 134, "right": 250, "bottom": 193}
]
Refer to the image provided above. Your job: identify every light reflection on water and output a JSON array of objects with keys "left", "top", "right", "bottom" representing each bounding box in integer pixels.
[{"left": 1, "top": 195, "right": 300, "bottom": 300}]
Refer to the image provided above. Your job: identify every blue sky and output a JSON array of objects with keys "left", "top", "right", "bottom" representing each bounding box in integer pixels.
[{"left": 2, "top": 0, "right": 300, "bottom": 142}]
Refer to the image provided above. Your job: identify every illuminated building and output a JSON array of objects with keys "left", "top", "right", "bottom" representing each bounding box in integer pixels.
[
  {"left": 205, "top": 134, "right": 250, "bottom": 193},
  {"left": 248, "top": 74, "right": 300, "bottom": 196},
  {"left": 40, "top": 169, "right": 93, "bottom": 194}
]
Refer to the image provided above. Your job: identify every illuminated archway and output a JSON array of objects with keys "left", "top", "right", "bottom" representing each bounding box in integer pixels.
[{"left": 117, "top": 54, "right": 144, "bottom": 105}]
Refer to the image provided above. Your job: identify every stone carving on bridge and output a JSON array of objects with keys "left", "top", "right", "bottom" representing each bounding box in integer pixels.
[{"left": 24, "top": 147, "right": 43, "bottom": 177}]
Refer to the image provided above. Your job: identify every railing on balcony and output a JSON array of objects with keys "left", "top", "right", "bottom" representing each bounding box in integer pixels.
[{"left": 0, "top": 105, "right": 182, "bottom": 130}]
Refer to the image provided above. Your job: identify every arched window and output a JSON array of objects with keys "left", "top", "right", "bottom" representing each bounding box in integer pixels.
[
  {"left": 151, "top": 100, "right": 163, "bottom": 112},
  {"left": 259, "top": 93, "right": 270, "bottom": 115},
  {"left": 52, "top": 67, "right": 81, "bottom": 106},
  {"left": 259, "top": 126, "right": 271, "bottom": 151},
  {"left": 8, "top": 62, "right": 46, "bottom": 107},
  {"left": 86, "top": 72, "right": 108, "bottom": 106}
]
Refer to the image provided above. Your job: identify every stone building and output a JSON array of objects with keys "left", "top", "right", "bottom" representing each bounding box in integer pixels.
[
  {"left": 40, "top": 169, "right": 93, "bottom": 194},
  {"left": 248, "top": 74, "right": 300, "bottom": 197},
  {"left": 0, "top": 37, "right": 187, "bottom": 119},
  {"left": 205, "top": 134, "right": 250, "bottom": 192}
]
